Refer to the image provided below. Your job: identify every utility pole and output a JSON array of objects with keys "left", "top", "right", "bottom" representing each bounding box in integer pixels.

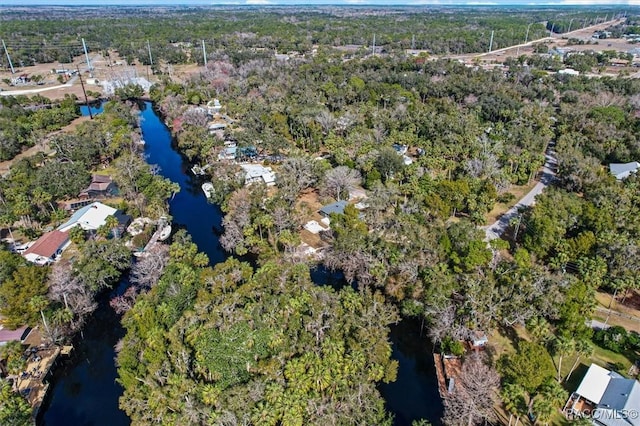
[
  {"left": 82, "top": 38, "right": 92, "bottom": 76},
  {"left": 488, "top": 30, "right": 494, "bottom": 53},
  {"left": 77, "top": 65, "right": 93, "bottom": 119},
  {"left": 147, "top": 40, "right": 153, "bottom": 66},
  {"left": 2, "top": 40, "right": 15, "bottom": 74},
  {"left": 146, "top": 40, "right": 153, "bottom": 80},
  {"left": 372, "top": 34, "right": 376, "bottom": 57},
  {"left": 517, "top": 23, "right": 533, "bottom": 56},
  {"left": 202, "top": 40, "right": 207, "bottom": 67},
  {"left": 513, "top": 214, "right": 523, "bottom": 241},
  {"left": 524, "top": 22, "right": 533, "bottom": 44}
]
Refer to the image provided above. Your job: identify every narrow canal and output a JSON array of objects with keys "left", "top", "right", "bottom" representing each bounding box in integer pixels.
[{"left": 40, "top": 101, "right": 442, "bottom": 426}]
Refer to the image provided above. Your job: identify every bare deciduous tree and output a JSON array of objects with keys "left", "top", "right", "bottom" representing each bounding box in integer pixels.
[
  {"left": 181, "top": 107, "right": 209, "bottom": 128},
  {"left": 220, "top": 187, "right": 254, "bottom": 253},
  {"left": 277, "top": 156, "right": 319, "bottom": 200},
  {"left": 48, "top": 262, "right": 97, "bottom": 330},
  {"left": 316, "top": 110, "right": 335, "bottom": 135},
  {"left": 131, "top": 244, "right": 170, "bottom": 289},
  {"left": 427, "top": 302, "right": 470, "bottom": 346},
  {"left": 442, "top": 353, "right": 500, "bottom": 426},
  {"left": 321, "top": 166, "right": 361, "bottom": 201}
]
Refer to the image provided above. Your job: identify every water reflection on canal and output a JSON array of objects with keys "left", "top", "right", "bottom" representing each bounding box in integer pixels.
[{"left": 40, "top": 101, "right": 442, "bottom": 426}]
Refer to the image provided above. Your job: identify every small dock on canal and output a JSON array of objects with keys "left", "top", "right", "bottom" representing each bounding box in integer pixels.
[
  {"left": 433, "top": 353, "right": 462, "bottom": 397},
  {"left": 13, "top": 329, "right": 73, "bottom": 417}
]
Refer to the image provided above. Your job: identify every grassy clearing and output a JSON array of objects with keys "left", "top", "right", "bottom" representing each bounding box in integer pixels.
[
  {"left": 590, "top": 345, "right": 634, "bottom": 374},
  {"left": 595, "top": 290, "right": 640, "bottom": 317}
]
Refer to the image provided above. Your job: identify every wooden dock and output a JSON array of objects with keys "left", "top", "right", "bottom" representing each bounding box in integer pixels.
[
  {"left": 134, "top": 221, "right": 168, "bottom": 257},
  {"left": 434, "top": 353, "right": 448, "bottom": 397},
  {"left": 15, "top": 343, "right": 73, "bottom": 417},
  {"left": 433, "top": 353, "right": 462, "bottom": 398}
]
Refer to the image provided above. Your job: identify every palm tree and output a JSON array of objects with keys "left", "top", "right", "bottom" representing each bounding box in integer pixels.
[
  {"left": 565, "top": 339, "right": 593, "bottom": 383},
  {"left": 105, "top": 215, "right": 120, "bottom": 239},
  {"left": 0, "top": 211, "right": 16, "bottom": 242},
  {"left": 526, "top": 316, "right": 551, "bottom": 344},
  {"left": 553, "top": 334, "right": 574, "bottom": 382},
  {"left": 200, "top": 384, "right": 219, "bottom": 406},
  {"left": 502, "top": 383, "right": 527, "bottom": 426},
  {"left": 532, "top": 397, "right": 555, "bottom": 426},
  {"left": 540, "top": 378, "right": 568, "bottom": 407},
  {"left": 52, "top": 307, "right": 74, "bottom": 329},
  {"left": 29, "top": 295, "right": 51, "bottom": 338}
]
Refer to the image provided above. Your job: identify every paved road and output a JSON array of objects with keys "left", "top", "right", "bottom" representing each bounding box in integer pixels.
[
  {"left": 0, "top": 76, "right": 77, "bottom": 97},
  {"left": 588, "top": 319, "right": 610, "bottom": 330},
  {"left": 484, "top": 142, "right": 557, "bottom": 241},
  {"left": 446, "top": 18, "right": 623, "bottom": 62}
]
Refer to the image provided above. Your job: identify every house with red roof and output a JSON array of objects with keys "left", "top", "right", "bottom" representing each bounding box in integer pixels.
[{"left": 22, "top": 230, "right": 70, "bottom": 265}]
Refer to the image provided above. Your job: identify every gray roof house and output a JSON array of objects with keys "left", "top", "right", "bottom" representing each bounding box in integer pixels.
[
  {"left": 319, "top": 200, "right": 348, "bottom": 217},
  {"left": 609, "top": 162, "right": 640, "bottom": 180},
  {"left": 565, "top": 364, "right": 640, "bottom": 426}
]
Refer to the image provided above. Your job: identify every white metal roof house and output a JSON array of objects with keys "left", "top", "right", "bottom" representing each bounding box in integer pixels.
[
  {"left": 57, "top": 202, "right": 118, "bottom": 232},
  {"left": 565, "top": 364, "right": 640, "bottom": 426},
  {"left": 207, "top": 99, "right": 222, "bottom": 115},
  {"left": 610, "top": 162, "right": 640, "bottom": 180},
  {"left": 239, "top": 164, "right": 276, "bottom": 186}
]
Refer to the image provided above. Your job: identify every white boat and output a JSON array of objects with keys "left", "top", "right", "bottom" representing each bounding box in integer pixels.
[
  {"left": 158, "top": 224, "right": 172, "bottom": 241},
  {"left": 191, "top": 164, "right": 211, "bottom": 176},
  {"left": 201, "top": 182, "right": 215, "bottom": 199}
]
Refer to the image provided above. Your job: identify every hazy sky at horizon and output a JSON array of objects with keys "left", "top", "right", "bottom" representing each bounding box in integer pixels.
[{"left": 2, "top": 0, "right": 640, "bottom": 6}]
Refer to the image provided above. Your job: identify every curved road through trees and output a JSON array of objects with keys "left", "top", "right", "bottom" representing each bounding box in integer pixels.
[{"left": 484, "top": 141, "right": 557, "bottom": 241}]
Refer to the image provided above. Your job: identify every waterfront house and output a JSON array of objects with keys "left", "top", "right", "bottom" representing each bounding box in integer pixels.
[
  {"left": 207, "top": 99, "right": 222, "bottom": 115},
  {"left": 218, "top": 144, "right": 237, "bottom": 161},
  {"left": 22, "top": 230, "right": 70, "bottom": 265},
  {"left": 240, "top": 164, "right": 276, "bottom": 186},
  {"left": 79, "top": 174, "right": 116, "bottom": 198},
  {"left": 57, "top": 202, "right": 118, "bottom": 232}
]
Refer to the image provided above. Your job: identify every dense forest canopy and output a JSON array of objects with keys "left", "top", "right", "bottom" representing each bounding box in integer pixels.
[
  {"left": 118, "top": 240, "right": 399, "bottom": 425},
  {"left": 0, "top": 6, "right": 624, "bottom": 67}
]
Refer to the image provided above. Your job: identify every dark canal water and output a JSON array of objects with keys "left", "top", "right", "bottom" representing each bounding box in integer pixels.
[{"left": 40, "top": 101, "right": 442, "bottom": 426}]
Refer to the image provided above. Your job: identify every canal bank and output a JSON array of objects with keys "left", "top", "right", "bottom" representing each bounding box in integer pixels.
[{"left": 40, "top": 100, "right": 442, "bottom": 426}]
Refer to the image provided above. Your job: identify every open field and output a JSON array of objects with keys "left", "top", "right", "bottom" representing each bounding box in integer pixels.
[{"left": 0, "top": 50, "right": 162, "bottom": 100}]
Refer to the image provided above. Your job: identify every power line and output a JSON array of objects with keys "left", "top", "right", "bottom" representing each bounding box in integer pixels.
[{"left": 2, "top": 39, "right": 15, "bottom": 74}]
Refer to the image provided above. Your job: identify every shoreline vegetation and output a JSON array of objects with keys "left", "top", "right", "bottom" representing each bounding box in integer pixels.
[{"left": 1, "top": 5, "right": 640, "bottom": 426}]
